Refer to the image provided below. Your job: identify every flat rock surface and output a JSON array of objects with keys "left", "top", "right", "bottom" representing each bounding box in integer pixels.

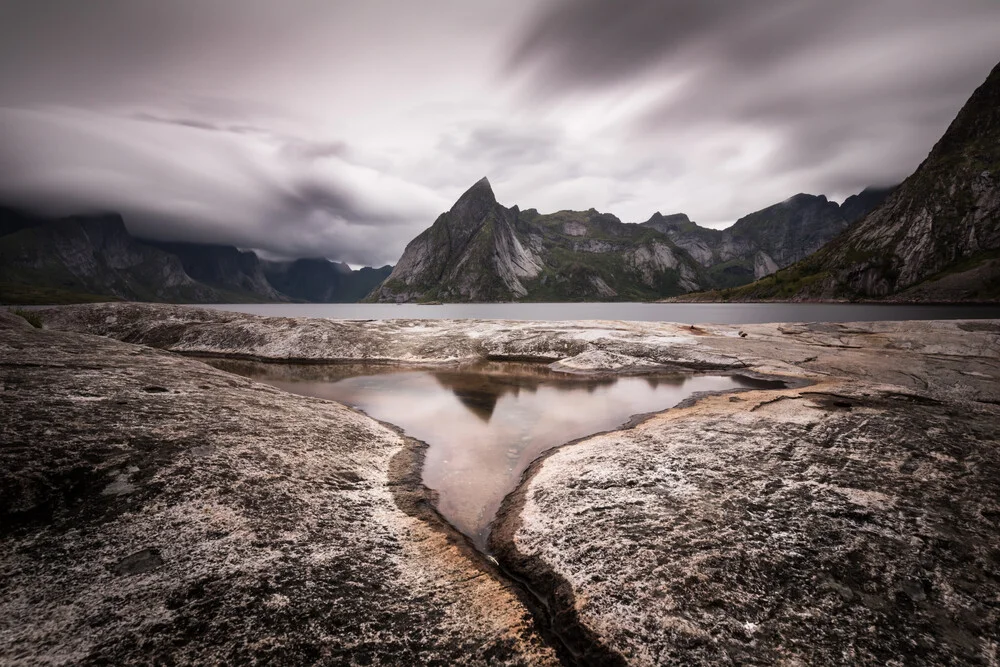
[
  {"left": 14, "top": 303, "right": 1000, "bottom": 664},
  {"left": 0, "top": 317, "right": 557, "bottom": 665}
]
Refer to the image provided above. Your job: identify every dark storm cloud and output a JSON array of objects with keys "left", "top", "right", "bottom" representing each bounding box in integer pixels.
[
  {"left": 509, "top": 0, "right": 998, "bottom": 93},
  {"left": 0, "top": 106, "right": 446, "bottom": 266}
]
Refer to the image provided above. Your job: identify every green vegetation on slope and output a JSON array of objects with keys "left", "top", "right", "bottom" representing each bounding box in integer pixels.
[
  {"left": 0, "top": 282, "right": 120, "bottom": 305},
  {"left": 7, "top": 307, "right": 43, "bottom": 328}
]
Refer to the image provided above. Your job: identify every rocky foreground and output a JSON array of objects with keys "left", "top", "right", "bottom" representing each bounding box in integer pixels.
[{"left": 3, "top": 302, "right": 1000, "bottom": 665}]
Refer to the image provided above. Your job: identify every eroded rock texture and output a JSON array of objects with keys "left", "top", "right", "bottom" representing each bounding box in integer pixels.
[
  {"left": 494, "top": 385, "right": 1000, "bottom": 664},
  {"left": 0, "top": 318, "right": 556, "bottom": 665}
]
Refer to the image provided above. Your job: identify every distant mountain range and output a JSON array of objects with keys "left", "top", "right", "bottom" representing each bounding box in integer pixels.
[
  {"left": 0, "top": 208, "right": 391, "bottom": 304},
  {"left": 369, "top": 179, "right": 889, "bottom": 303},
  {"left": 693, "top": 60, "right": 1000, "bottom": 303},
  {"left": 640, "top": 187, "right": 893, "bottom": 289},
  {"left": 4, "top": 60, "right": 996, "bottom": 306}
]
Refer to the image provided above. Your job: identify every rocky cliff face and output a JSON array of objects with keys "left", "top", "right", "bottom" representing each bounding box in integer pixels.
[
  {"left": 371, "top": 178, "right": 705, "bottom": 302},
  {"left": 729, "top": 60, "right": 1000, "bottom": 301},
  {"left": 141, "top": 240, "right": 286, "bottom": 301},
  {"left": 372, "top": 178, "right": 544, "bottom": 302},
  {"left": 0, "top": 212, "right": 229, "bottom": 302},
  {"left": 643, "top": 188, "right": 891, "bottom": 288}
]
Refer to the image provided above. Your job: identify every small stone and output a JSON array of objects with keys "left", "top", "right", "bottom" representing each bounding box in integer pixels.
[{"left": 112, "top": 548, "right": 164, "bottom": 576}]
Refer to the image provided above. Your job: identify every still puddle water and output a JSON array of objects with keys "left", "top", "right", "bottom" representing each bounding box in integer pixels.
[{"left": 213, "top": 361, "right": 754, "bottom": 551}]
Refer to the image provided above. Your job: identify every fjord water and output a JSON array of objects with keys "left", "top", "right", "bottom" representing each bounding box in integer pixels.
[
  {"left": 201, "top": 302, "right": 1000, "bottom": 323},
  {"left": 214, "top": 361, "right": 754, "bottom": 551}
]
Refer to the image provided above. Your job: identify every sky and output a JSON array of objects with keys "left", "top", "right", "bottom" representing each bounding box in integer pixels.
[{"left": 0, "top": 1, "right": 998, "bottom": 267}]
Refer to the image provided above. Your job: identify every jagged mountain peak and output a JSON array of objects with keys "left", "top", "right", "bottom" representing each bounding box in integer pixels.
[
  {"left": 451, "top": 176, "right": 496, "bottom": 210},
  {"left": 778, "top": 193, "right": 827, "bottom": 207},
  {"left": 645, "top": 212, "right": 692, "bottom": 226},
  {"left": 449, "top": 176, "right": 499, "bottom": 230}
]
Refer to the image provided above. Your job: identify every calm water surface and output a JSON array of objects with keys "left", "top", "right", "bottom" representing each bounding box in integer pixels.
[
  {"left": 214, "top": 361, "right": 755, "bottom": 551},
  {"left": 201, "top": 302, "right": 1000, "bottom": 323}
]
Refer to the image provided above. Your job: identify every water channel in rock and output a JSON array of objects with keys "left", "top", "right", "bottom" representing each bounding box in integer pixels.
[{"left": 212, "top": 361, "right": 756, "bottom": 551}]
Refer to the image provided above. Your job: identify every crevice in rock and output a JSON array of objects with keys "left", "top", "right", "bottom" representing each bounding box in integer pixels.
[{"left": 384, "top": 422, "right": 609, "bottom": 667}]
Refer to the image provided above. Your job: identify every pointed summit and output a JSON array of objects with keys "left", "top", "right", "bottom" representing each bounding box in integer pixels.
[
  {"left": 449, "top": 176, "right": 498, "bottom": 221},
  {"left": 453, "top": 176, "right": 494, "bottom": 203}
]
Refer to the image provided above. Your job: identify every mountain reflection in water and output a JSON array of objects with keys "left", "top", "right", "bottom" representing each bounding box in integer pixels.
[{"left": 212, "top": 360, "right": 754, "bottom": 551}]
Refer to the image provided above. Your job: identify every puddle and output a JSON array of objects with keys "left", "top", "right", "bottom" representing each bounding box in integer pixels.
[{"left": 212, "top": 360, "right": 755, "bottom": 551}]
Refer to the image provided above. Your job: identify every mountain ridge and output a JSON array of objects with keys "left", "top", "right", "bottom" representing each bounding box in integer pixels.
[{"left": 370, "top": 179, "right": 889, "bottom": 303}]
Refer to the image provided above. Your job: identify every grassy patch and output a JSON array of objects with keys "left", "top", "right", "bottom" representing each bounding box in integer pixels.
[
  {"left": 7, "top": 307, "right": 43, "bottom": 328},
  {"left": 0, "top": 282, "right": 120, "bottom": 305}
]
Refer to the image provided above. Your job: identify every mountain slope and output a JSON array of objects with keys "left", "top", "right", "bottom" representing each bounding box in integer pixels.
[
  {"left": 370, "top": 178, "right": 707, "bottom": 302},
  {"left": 0, "top": 213, "right": 243, "bottom": 303},
  {"left": 372, "top": 178, "right": 543, "bottom": 302},
  {"left": 141, "top": 240, "right": 286, "bottom": 301},
  {"left": 0, "top": 206, "right": 393, "bottom": 304},
  {"left": 724, "top": 60, "right": 1000, "bottom": 302}
]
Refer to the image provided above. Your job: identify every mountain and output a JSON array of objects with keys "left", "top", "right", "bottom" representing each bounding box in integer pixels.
[
  {"left": 369, "top": 177, "right": 708, "bottom": 302},
  {"left": 0, "top": 211, "right": 247, "bottom": 303},
  {"left": 720, "top": 60, "right": 1000, "bottom": 302},
  {"left": 641, "top": 188, "right": 892, "bottom": 289},
  {"left": 263, "top": 258, "right": 392, "bottom": 303},
  {"left": 140, "top": 240, "right": 286, "bottom": 301},
  {"left": 0, "top": 206, "right": 392, "bottom": 305},
  {"left": 0, "top": 206, "right": 48, "bottom": 238},
  {"left": 370, "top": 177, "right": 891, "bottom": 303}
]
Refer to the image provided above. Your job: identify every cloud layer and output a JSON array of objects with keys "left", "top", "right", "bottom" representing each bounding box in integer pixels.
[{"left": 1, "top": 0, "right": 998, "bottom": 265}]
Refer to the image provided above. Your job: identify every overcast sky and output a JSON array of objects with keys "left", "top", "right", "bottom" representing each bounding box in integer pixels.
[{"left": 1, "top": 1, "right": 998, "bottom": 266}]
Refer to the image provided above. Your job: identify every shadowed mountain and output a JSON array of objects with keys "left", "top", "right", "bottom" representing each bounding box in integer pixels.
[
  {"left": 140, "top": 240, "right": 286, "bottom": 301},
  {"left": 0, "top": 206, "right": 393, "bottom": 305},
  {"left": 0, "top": 211, "right": 257, "bottom": 303},
  {"left": 263, "top": 258, "right": 392, "bottom": 303}
]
